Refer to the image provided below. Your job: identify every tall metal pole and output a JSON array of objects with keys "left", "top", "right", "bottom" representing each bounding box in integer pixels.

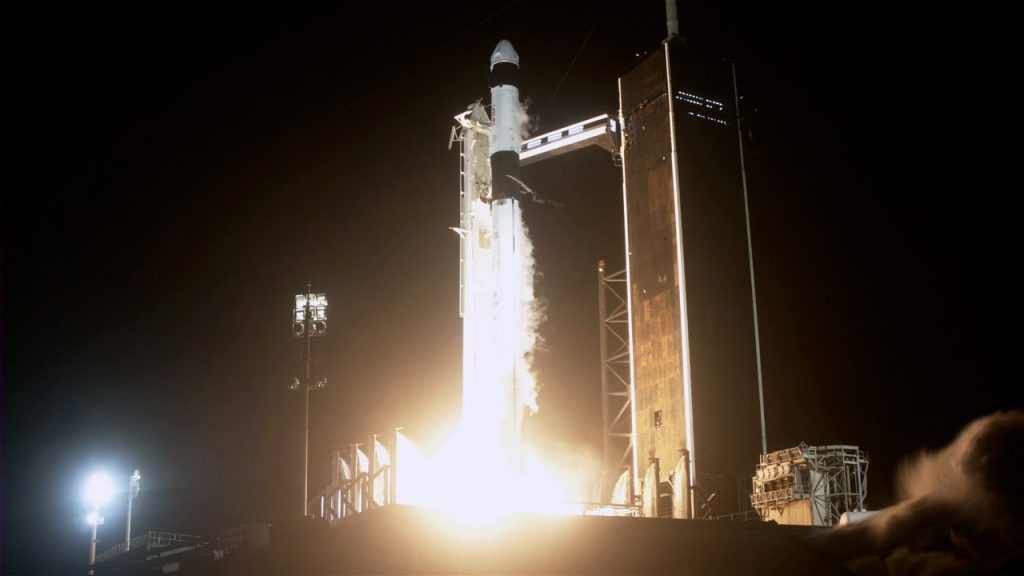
[
  {"left": 303, "top": 282, "right": 312, "bottom": 517},
  {"left": 597, "top": 260, "right": 611, "bottom": 503},
  {"left": 125, "top": 469, "right": 139, "bottom": 551},
  {"left": 731, "top": 61, "right": 768, "bottom": 456},
  {"left": 665, "top": 0, "right": 679, "bottom": 39},
  {"left": 124, "top": 491, "right": 132, "bottom": 551},
  {"left": 683, "top": 449, "right": 694, "bottom": 519},
  {"left": 88, "top": 505, "right": 99, "bottom": 574}
]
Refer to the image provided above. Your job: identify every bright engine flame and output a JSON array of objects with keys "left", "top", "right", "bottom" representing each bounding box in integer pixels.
[
  {"left": 395, "top": 423, "right": 581, "bottom": 526},
  {"left": 391, "top": 199, "right": 584, "bottom": 525}
]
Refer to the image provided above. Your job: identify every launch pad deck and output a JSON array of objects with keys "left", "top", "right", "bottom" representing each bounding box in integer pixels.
[{"left": 225, "top": 506, "right": 847, "bottom": 575}]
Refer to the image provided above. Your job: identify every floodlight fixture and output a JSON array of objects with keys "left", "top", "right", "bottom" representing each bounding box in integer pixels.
[
  {"left": 84, "top": 472, "right": 114, "bottom": 507},
  {"left": 129, "top": 469, "right": 141, "bottom": 498},
  {"left": 293, "top": 291, "right": 328, "bottom": 338},
  {"left": 84, "top": 471, "right": 114, "bottom": 572}
]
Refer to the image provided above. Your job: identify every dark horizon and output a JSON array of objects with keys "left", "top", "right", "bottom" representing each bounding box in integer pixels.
[{"left": 2, "top": 2, "right": 1017, "bottom": 574}]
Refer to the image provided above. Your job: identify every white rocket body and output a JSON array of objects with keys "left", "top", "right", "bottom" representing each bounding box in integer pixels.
[
  {"left": 489, "top": 39, "right": 524, "bottom": 464},
  {"left": 456, "top": 40, "right": 527, "bottom": 468}
]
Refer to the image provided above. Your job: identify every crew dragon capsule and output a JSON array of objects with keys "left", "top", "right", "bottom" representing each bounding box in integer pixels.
[{"left": 489, "top": 39, "right": 522, "bottom": 202}]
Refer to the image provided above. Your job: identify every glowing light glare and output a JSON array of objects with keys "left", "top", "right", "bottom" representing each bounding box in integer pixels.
[
  {"left": 394, "top": 432, "right": 431, "bottom": 506},
  {"left": 86, "top": 511, "right": 102, "bottom": 525},
  {"left": 372, "top": 440, "right": 390, "bottom": 506},
  {"left": 520, "top": 449, "right": 574, "bottom": 513},
  {"left": 392, "top": 423, "right": 586, "bottom": 527},
  {"left": 425, "top": 127, "right": 578, "bottom": 526},
  {"left": 611, "top": 469, "right": 632, "bottom": 505},
  {"left": 84, "top": 472, "right": 115, "bottom": 506}
]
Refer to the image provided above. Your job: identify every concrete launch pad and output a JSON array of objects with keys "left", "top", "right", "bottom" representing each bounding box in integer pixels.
[{"left": 225, "top": 506, "right": 850, "bottom": 575}]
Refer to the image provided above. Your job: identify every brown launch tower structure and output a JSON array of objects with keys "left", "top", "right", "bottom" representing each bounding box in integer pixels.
[{"left": 619, "top": 38, "right": 762, "bottom": 516}]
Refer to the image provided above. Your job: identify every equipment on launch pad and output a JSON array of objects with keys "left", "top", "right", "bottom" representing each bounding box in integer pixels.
[
  {"left": 310, "top": 432, "right": 400, "bottom": 524},
  {"left": 750, "top": 443, "right": 869, "bottom": 526}
]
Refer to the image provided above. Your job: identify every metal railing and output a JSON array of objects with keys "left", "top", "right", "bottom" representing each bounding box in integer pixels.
[{"left": 95, "top": 531, "right": 197, "bottom": 562}]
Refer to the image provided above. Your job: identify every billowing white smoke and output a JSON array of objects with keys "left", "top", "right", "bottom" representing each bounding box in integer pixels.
[
  {"left": 514, "top": 100, "right": 544, "bottom": 416},
  {"left": 514, "top": 201, "right": 542, "bottom": 414},
  {"left": 813, "top": 410, "right": 1024, "bottom": 575},
  {"left": 518, "top": 97, "right": 538, "bottom": 142}
]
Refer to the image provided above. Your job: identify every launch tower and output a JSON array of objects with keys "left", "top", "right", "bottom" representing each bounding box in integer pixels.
[{"left": 618, "top": 38, "right": 762, "bottom": 516}]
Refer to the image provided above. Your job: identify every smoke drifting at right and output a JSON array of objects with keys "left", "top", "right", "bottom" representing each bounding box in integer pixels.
[{"left": 813, "top": 410, "right": 1024, "bottom": 576}]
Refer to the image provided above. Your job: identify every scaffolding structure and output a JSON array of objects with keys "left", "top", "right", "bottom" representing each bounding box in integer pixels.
[
  {"left": 750, "top": 443, "right": 869, "bottom": 526},
  {"left": 598, "top": 261, "right": 635, "bottom": 505}
]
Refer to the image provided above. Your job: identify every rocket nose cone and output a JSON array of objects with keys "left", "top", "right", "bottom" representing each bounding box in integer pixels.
[{"left": 490, "top": 39, "right": 519, "bottom": 69}]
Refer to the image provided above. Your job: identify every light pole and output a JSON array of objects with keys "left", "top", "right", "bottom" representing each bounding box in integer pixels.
[
  {"left": 84, "top": 472, "right": 114, "bottom": 574},
  {"left": 291, "top": 283, "right": 328, "bottom": 517},
  {"left": 125, "top": 469, "right": 141, "bottom": 551},
  {"left": 730, "top": 60, "right": 768, "bottom": 456}
]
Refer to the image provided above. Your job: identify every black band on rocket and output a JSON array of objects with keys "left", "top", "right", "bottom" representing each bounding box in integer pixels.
[
  {"left": 489, "top": 62, "right": 520, "bottom": 88},
  {"left": 490, "top": 151, "right": 521, "bottom": 200}
]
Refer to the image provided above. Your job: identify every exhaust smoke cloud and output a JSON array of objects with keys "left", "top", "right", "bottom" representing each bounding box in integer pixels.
[{"left": 813, "top": 410, "right": 1024, "bottom": 575}]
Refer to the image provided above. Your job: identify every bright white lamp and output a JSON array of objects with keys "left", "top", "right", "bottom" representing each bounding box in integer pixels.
[
  {"left": 84, "top": 471, "right": 115, "bottom": 572},
  {"left": 85, "top": 472, "right": 115, "bottom": 508}
]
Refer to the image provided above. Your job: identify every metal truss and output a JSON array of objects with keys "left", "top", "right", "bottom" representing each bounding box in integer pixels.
[{"left": 598, "top": 261, "right": 634, "bottom": 504}]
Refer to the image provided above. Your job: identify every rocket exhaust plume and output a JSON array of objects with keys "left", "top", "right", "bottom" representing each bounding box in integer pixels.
[{"left": 812, "top": 410, "right": 1024, "bottom": 575}]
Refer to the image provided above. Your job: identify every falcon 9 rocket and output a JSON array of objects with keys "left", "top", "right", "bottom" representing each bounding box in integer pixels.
[{"left": 454, "top": 40, "right": 533, "bottom": 471}]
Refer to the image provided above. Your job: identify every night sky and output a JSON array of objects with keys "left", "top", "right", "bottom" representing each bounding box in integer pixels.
[{"left": 2, "top": 3, "right": 1017, "bottom": 574}]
